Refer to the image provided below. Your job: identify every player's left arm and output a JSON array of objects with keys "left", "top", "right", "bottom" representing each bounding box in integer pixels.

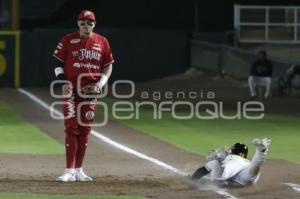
[
  {"left": 82, "top": 64, "right": 112, "bottom": 95},
  {"left": 98, "top": 63, "right": 113, "bottom": 89},
  {"left": 98, "top": 37, "right": 114, "bottom": 89}
]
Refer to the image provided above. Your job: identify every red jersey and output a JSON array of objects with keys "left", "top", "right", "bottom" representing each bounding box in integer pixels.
[{"left": 53, "top": 32, "right": 114, "bottom": 87}]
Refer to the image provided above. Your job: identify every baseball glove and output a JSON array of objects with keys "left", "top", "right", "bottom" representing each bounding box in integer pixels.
[
  {"left": 62, "top": 83, "right": 73, "bottom": 97},
  {"left": 81, "top": 83, "right": 102, "bottom": 96}
]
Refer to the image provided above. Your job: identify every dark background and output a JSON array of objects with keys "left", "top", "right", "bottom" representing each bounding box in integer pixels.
[
  {"left": 21, "top": 0, "right": 300, "bottom": 31},
  {"left": 4, "top": 0, "right": 299, "bottom": 87}
]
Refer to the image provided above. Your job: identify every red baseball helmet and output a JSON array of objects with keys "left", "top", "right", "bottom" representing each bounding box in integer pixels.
[{"left": 78, "top": 10, "right": 96, "bottom": 21}]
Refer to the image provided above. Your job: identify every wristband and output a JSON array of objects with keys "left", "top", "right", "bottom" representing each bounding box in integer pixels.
[
  {"left": 99, "top": 74, "right": 109, "bottom": 87},
  {"left": 55, "top": 67, "right": 64, "bottom": 76}
]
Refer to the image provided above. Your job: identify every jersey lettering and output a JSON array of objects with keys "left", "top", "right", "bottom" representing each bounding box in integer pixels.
[{"left": 79, "top": 49, "right": 101, "bottom": 61}]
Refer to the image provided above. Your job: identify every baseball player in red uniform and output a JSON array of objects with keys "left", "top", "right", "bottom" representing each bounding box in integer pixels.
[{"left": 53, "top": 10, "right": 114, "bottom": 182}]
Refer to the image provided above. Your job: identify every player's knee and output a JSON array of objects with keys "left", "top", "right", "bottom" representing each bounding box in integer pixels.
[
  {"left": 78, "top": 134, "right": 89, "bottom": 146},
  {"left": 248, "top": 76, "right": 254, "bottom": 83},
  {"left": 65, "top": 132, "right": 78, "bottom": 146}
]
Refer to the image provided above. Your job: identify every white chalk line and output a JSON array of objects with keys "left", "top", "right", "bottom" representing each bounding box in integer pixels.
[
  {"left": 17, "top": 88, "right": 238, "bottom": 199},
  {"left": 282, "top": 182, "right": 300, "bottom": 193}
]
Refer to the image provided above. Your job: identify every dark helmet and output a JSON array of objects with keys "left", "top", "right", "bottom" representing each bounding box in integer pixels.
[{"left": 231, "top": 143, "right": 248, "bottom": 158}]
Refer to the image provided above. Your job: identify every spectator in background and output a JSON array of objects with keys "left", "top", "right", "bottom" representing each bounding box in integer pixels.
[
  {"left": 248, "top": 50, "right": 273, "bottom": 98},
  {"left": 287, "top": 64, "right": 300, "bottom": 88},
  {"left": 278, "top": 64, "right": 300, "bottom": 96}
]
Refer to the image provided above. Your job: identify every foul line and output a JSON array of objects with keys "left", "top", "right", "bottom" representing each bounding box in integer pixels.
[
  {"left": 283, "top": 182, "right": 300, "bottom": 193},
  {"left": 17, "top": 88, "right": 238, "bottom": 199}
]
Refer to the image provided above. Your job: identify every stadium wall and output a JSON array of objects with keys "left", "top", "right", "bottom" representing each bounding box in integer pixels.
[
  {"left": 20, "top": 28, "right": 190, "bottom": 87},
  {"left": 190, "top": 40, "right": 294, "bottom": 79}
]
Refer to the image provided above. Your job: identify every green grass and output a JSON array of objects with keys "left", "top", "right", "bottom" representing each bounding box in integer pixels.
[
  {"left": 102, "top": 98, "right": 300, "bottom": 164},
  {"left": 0, "top": 193, "right": 144, "bottom": 199},
  {"left": 0, "top": 101, "right": 64, "bottom": 154}
]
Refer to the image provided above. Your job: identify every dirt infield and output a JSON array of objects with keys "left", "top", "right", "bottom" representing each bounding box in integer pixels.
[{"left": 0, "top": 84, "right": 300, "bottom": 198}]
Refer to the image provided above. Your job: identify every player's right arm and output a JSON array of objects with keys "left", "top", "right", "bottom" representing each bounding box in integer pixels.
[
  {"left": 53, "top": 35, "right": 68, "bottom": 63},
  {"left": 54, "top": 58, "right": 65, "bottom": 80},
  {"left": 53, "top": 36, "right": 67, "bottom": 77},
  {"left": 53, "top": 35, "right": 72, "bottom": 95}
]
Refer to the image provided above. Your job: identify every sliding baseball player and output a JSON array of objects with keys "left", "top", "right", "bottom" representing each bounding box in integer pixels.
[{"left": 192, "top": 138, "right": 271, "bottom": 186}]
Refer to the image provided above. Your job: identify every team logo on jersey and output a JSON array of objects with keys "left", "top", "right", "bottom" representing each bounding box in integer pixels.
[
  {"left": 57, "top": 43, "right": 63, "bottom": 49},
  {"left": 72, "top": 51, "right": 79, "bottom": 56},
  {"left": 57, "top": 44, "right": 62, "bottom": 49},
  {"left": 92, "top": 44, "right": 102, "bottom": 51},
  {"left": 66, "top": 96, "right": 75, "bottom": 119},
  {"left": 73, "top": 63, "right": 81, "bottom": 68},
  {"left": 92, "top": 47, "right": 101, "bottom": 51},
  {"left": 84, "top": 11, "right": 92, "bottom": 16},
  {"left": 70, "top": 39, "right": 81, "bottom": 44},
  {"left": 79, "top": 49, "right": 101, "bottom": 61},
  {"left": 73, "top": 62, "right": 99, "bottom": 69},
  {"left": 85, "top": 111, "right": 95, "bottom": 120}
]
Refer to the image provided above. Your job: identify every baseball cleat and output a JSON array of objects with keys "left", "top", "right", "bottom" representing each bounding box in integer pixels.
[
  {"left": 75, "top": 168, "right": 93, "bottom": 182},
  {"left": 252, "top": 138, "right": 271, "bottom": 151},
  {"left": 56, "top": 170, "right": 76, "bottom": 182}
]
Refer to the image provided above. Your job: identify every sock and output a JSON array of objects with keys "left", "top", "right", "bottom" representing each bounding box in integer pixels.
[
  {"left": 75, "top": 134, "right": 89, "bottom": 168},
  {"left": 248, "top": 149, "right": 268, "bottom": 176},
  {"left": 251, "top": 149, "right": 267, "bottom": 167},
  {"left": 65, "top": 133, "right": 78, "bottom": 168}
]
